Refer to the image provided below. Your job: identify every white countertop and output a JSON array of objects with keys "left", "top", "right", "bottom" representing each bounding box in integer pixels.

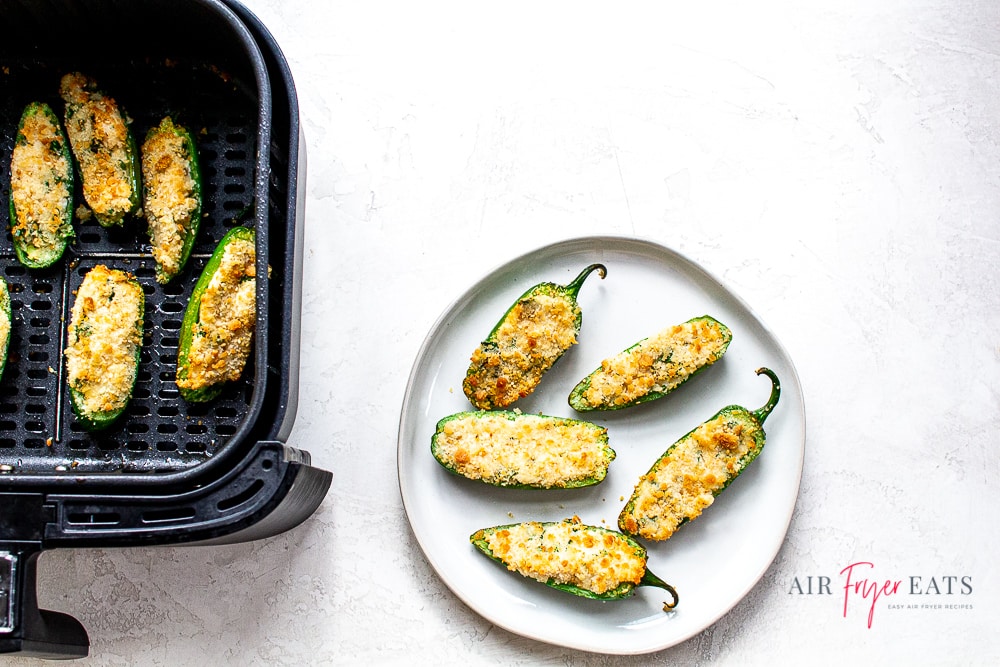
[{"left": 25, "top": 1, "right": 1000, "bottom": 664}]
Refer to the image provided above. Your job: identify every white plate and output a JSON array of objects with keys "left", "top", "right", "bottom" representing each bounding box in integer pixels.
[{"left": 397, "top": 236, "right": 806, "bottom": 655}]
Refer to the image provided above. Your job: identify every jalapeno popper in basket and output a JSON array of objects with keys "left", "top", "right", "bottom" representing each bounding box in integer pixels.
[
  {"left": 471, "top": 517, "right": 678, "bottom": 610},
  {"left": 60, "top": 72, "right": 141, "bottom": 227},
  {"left": 141, "top": 116, "right": 202, "bottom": 283},
  {"left": 64, "top": 265, "right": 145, "bottom": 431},
  {"left": 463, "top": 264, "right": 606, "bottom": 410},
  {"left": 8, "top": 101, "right": 75, "bottom": 268},
  {"left": 569, "top": 315, "right": 732, "bottom": 412},
  {"left": 175, "top": 227, "right": 257, "bottom": 402},
  {"left": 431, "top": 411, "right": 614, "bottom": 489},
  {"left": 618, "top": 368, "right": 781, "bottom": 541}
]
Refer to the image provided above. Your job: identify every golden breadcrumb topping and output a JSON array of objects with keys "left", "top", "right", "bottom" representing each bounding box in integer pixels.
[
  {"left": 60, "top": 72, "right": 135, "bottom": 220},
  {"left": 464, "top": 293, "right": 578, "bottom": 409},
  {"left": 9, "top": 106, "right": 72, "bottom": 259},
  {"left": 177, "top": 237, "right": 256, "bottom": 390},
  {"left": 434, "top": 413, "right": 612, "bottom": 487},
  {"left": 580, "top": 319, "right": 729, "bottom": 409},
  {"left": 64, "top": 265, "right": 143, "bottom": 416},
  {"left": 142, "top": 117, "right": 198, "bottom": 282},
  {"left": 619, "top": 413, "right": 759, "bottom": 541},
  {"left": 481, "top": 520, "right": 645, "bottom": 595}
]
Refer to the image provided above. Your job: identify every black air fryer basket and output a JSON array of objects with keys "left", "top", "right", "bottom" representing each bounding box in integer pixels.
[{"left": 0, "top": 0, "right": 331, "bottom": 658}]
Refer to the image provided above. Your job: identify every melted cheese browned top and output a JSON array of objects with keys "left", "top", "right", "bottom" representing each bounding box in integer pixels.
[
  {"left": 464, "top": 293, "right": 578, "bottom": 409},
  {"left": 142, "top": 118, "right": 199, "bottom": 282},
  {"left": 619, "top": 413, "right": 758, "bottom": 541},
  {"left": 60, "top": 72, "right": 134, "bottom": 219},
  {"left": 481, "top": 520, "right": 645, "bottom": 595},
  {"left": 176, "top": 237, "right": 256, "bottom": 391},
  {"left": 580, "top": 318, "right": 729, "bottom": 409},
  {"left": 64, "top": 265, "right": 143, "bottom": 416},
  {"left": 434, "top": 413, "right": 612, "bottom": 487},
  {"left": 9, "top": 106, "right": 73, "bottom": 258}
]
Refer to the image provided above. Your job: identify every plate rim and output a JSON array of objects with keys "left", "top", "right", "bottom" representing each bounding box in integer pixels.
[{"left": 397, "top": 234, "right": 807, "bottom": 655}]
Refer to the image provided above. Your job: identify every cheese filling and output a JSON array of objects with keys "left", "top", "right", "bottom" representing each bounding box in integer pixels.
[
  {"left": 464, "top": 293, "right": 579, "bottom": 409},
  {"left": 581, "top": 319, "right": 729, "bottom": 409},
  {"left": 619, "top": 413, "right": 759, "bottom": 541},
  {"left": 60, "top": 72, "right": 135, "bottom": 220},
  {"left": 177, "top": 237, "right": 256, "bottom": 390},
  {"left": 64, "top": 265, "right": 143, "bottom": 416},
  {"left": 481, "top": 520, "right": 646, "bottom": 595},
  {"left": 142, "top": 118, "right": 199, "bottom": 282},
  {"left": 434, "top": 413, "right": 612, "bottom": 487},
  {"left": 9, "top": 105, "right": 73, "bottom": 259}
]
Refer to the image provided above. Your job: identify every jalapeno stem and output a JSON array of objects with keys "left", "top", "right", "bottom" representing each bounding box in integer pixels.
[
  {"left": 564, "top": 263, "right": 607, "bottom": 298},
  {"left": 640, "top": 569, "right": 679, "bottom": 611},
  {"left": 752, "top": 367, "right": 781, "bottom": 425}
]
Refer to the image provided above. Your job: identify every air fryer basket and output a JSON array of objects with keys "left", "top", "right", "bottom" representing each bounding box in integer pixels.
[
  {"left": 0, "top": 0, "right": 331, "bottom": 658},
  {"left": 0, "top": 0, "right": 274, "bottom": 485}
]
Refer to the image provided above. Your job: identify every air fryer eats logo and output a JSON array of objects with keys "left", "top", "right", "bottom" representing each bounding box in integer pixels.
[{"left": 788, "top": 562, "right": 974, "bottom": 628}]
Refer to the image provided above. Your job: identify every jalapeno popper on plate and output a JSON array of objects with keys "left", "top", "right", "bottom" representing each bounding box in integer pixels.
[
  {"left": 463, "top": 263, "right": 606, "bottom": 410},
  {"left": 569, "top": 315, "right": 732, "bottom": 412},
  {"left": 431, "top": 411, "right": 614, "bottom": 489},
  {"left": 471, "top": 518, "right": 678, "bottom": 610},
  {"left": 618, "top": 368, "right": 781, "bottom": 541}
]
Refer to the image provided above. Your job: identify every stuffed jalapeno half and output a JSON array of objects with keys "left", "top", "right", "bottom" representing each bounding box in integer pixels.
[
  {"left": 463, "top": 263, "right": 606, "bottom": 410},
  {"left": 8, "top": 101, "right": 75, "bottom": 268},
  {"left": 431, "top": 411, "right": 614, "bottom": 489},
  {"left": 175, "top": 226, "right": 256, "bottom": 402},
  {"left": 618, "top": 368, "right": 780, "bottom": 541},
  {"left": 569, "top": 315, "right": 732, "bottom": 412},
  {"left": 60, "top": 72, "right": 140, "bottom": 227},
  {"left": 64, "top": 265, "right": 145, "bottom": 431},
  {"left": 471, "top": 518, "right": 678, "bottom": 610},
  {"left": 0, "top": 278, "right": 11, "bottom": 383},
  {"left": 141, "top": 116, "right": 202, "bottom": 283}
]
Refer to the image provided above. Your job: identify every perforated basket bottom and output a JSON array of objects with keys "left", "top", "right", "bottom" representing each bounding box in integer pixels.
[{"left": 0, "top": 58, "right": 261, "bottom": 475}]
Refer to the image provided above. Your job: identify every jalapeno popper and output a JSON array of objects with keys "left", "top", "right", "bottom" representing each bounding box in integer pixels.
[
  {"left": 64, "top": 265, "right": 145, "bottom": 430},
  {"left": 175, "top": 227, "right": 256, "bottom": 402},
  {"left": 60, "top": 72, "right": 140, "bottom": 227},
  {"left": 569, "top": 315, "right": 732, "bottom": 412},
  {"left": 463, "top": 264, "right": 606, "bottom": 410},
  {"left": 141, "top": 117, "right": 202, "bottom": 283},
  {"left": 431, "top": 411, "right": 614, "bottom": 489},
  {"left": 618, "top": 368, "right": 780, "bottom": 541},
  {"left": 8, "top": 102, "right": 75, "bottom": 268},
  {"left": 471, "top": 518, "right": 678, "bottom": 610},
  {"left": 0, "top": 278, "right": 11, "bottom": 383}
]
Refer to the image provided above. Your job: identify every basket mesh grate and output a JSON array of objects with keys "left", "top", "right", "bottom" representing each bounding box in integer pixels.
[{"left": 0, "top": 59, "right": 261, "bottom": 475}]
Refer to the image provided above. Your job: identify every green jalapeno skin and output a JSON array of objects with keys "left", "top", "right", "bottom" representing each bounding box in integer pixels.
[
  {"left": 175, "top": 226, "right": 256, "bottom": 403},
  {"left": 471, "top": 520, "right": 678, "bottom": 610},
  {"left": 60, "top": 72, "right": 141, "bottom": 227},
  {"left": 141, "top": 117, "right": 203, "bottom": 283},
  {"left": 8, "top": 102, "right": 75, "bottom": 268},
  {"left": 618, "top": 368, "right": 781, "bottom": 541},
  {"left": 463, "top": 263, "right": 607, "bottom": 410},
  {"left": 65, "top": 266, "right": 145, "bottom": 431},
  {"left": 568, "top": 315, "right": 732, "bottom": 412},
  {"left": 0, "top": 278, "right": 11, "bottom": 383},
  {"left": 431, "top": 410, "right": 614, "bottom": 489}
]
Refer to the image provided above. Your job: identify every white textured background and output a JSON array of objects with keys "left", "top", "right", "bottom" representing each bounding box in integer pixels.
[{"left": 22, "top": 0, "right": 1000, "bottom": 664}]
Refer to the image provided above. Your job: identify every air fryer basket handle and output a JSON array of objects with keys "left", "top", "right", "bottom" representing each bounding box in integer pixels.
[{"left": 0, "top": 548, "right": 88, "bottom": 659}]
